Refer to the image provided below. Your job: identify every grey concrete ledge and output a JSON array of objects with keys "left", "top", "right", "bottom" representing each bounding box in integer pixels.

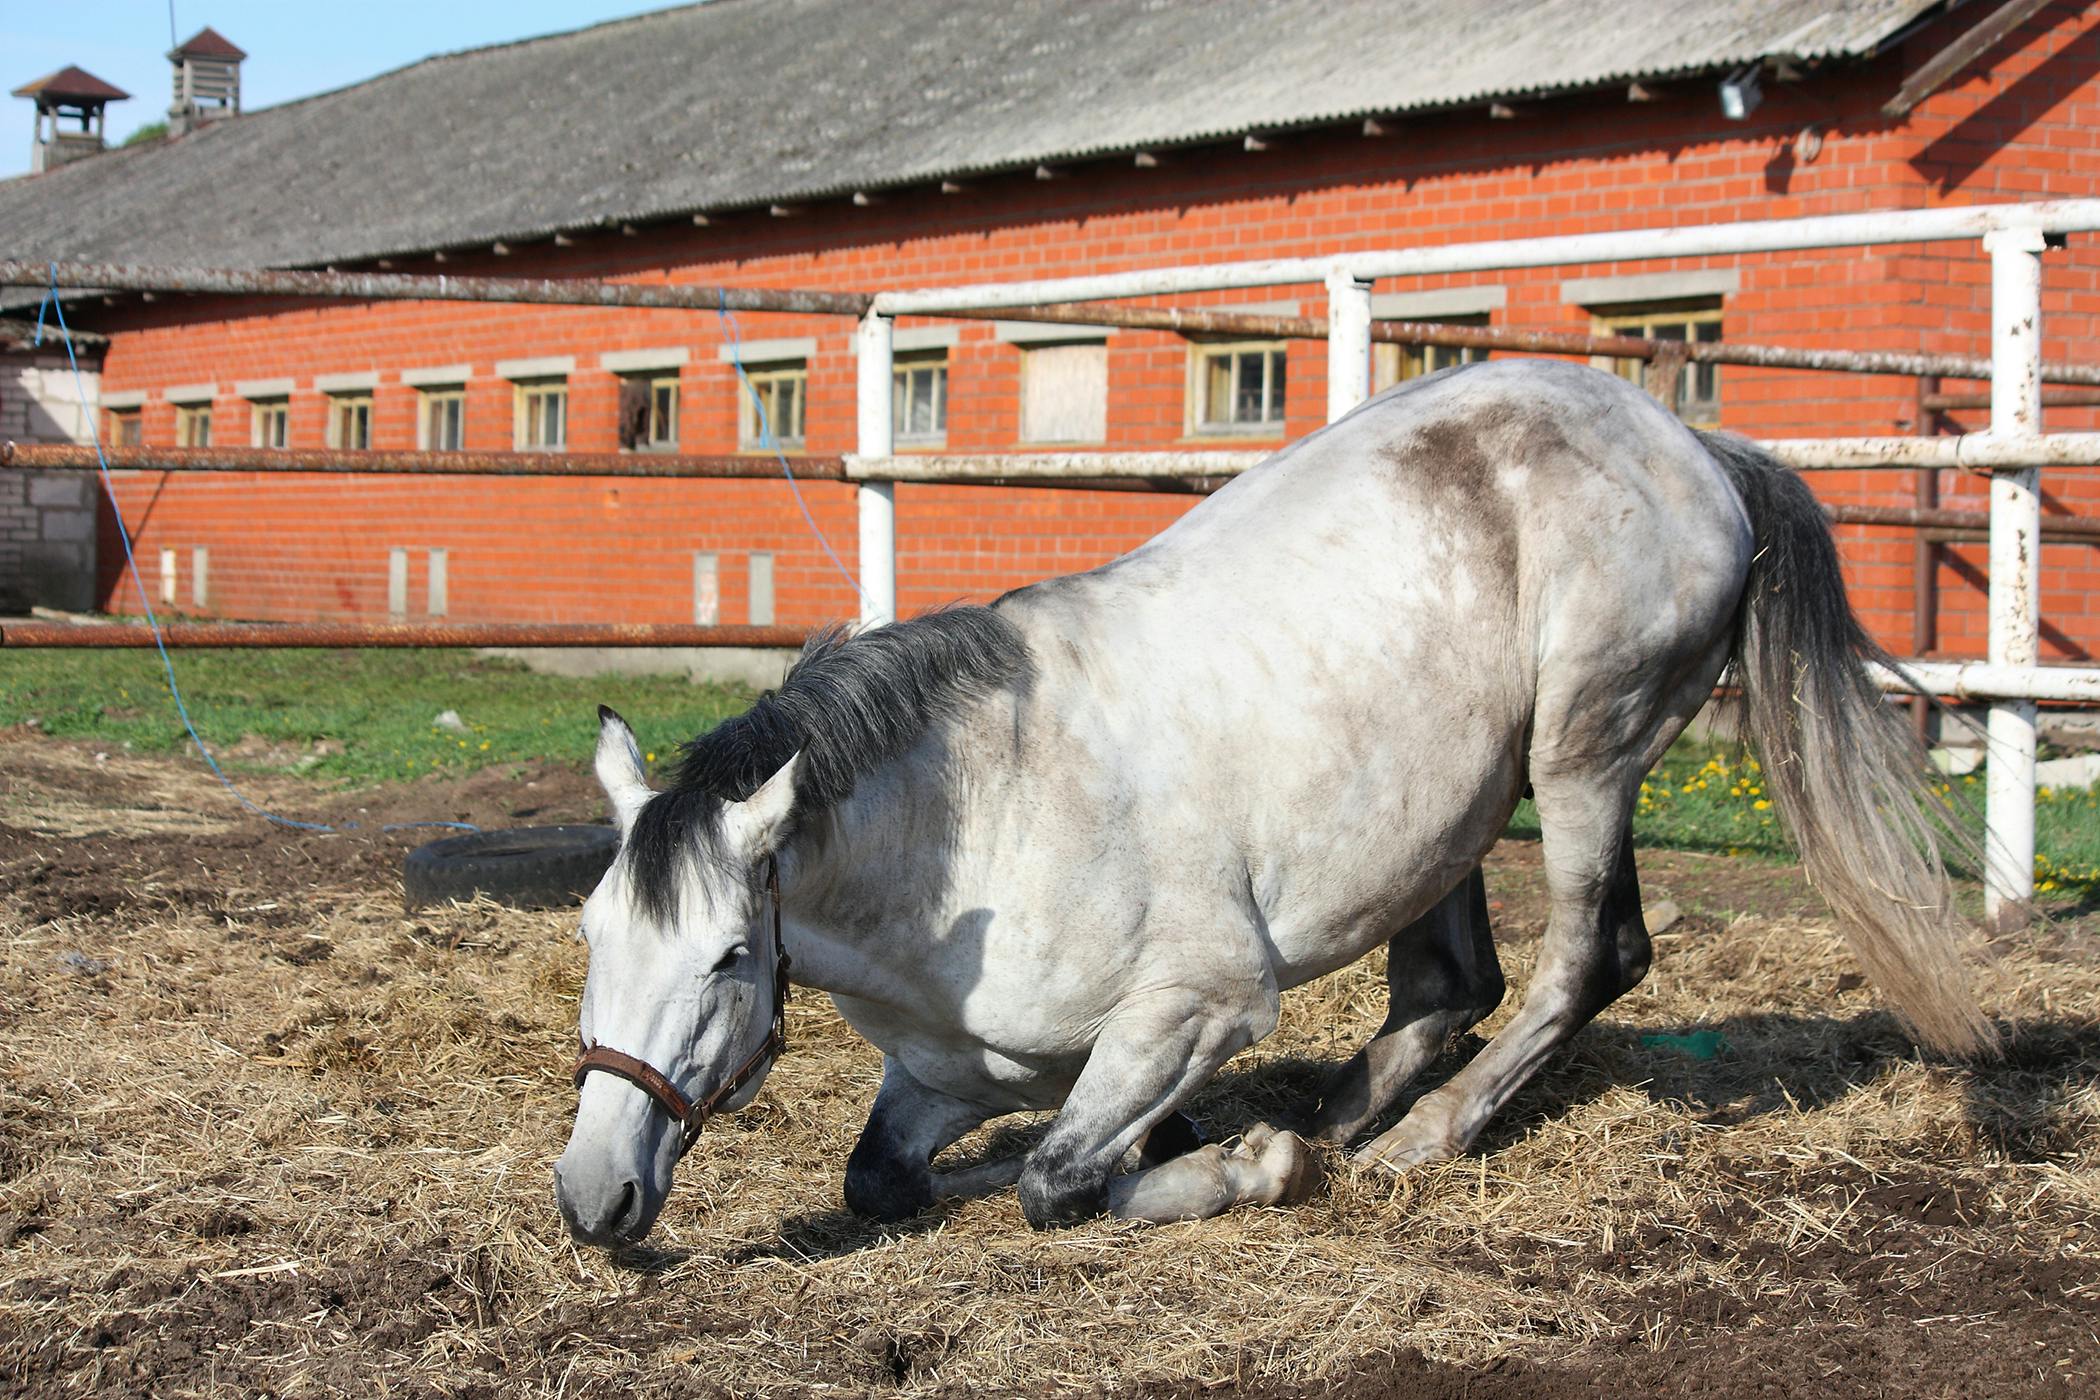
[
  {"left": 99, "top": 389, "right": 147, "bottom": 409},
  {"left": 601, "top": 346, "right": 691, "bottom": 373},
  {"left": 717, "top": 336, "right": 817, "bottom": 364},
  {"left": 849, "top": 326, "right": 959, "bottom": 355},
  {"left": 1372, "top": 286, "right": 1507, "bottom": 320},
  {"left": 1561, "top": 269, "right": 1739, "bottom": 306},
  {"left": 995, "top": 321, "right": 1115, "bottom": 344},
  {"left": 235, "top": 377, "right": 295, "bottom": 399},
  {"left": 400, "top": 363, "right": 474, "bottom": 388},
  {"left": 495, "top": 355, "right": 577, "bottom": 380},
  {"left": 314, "top": 371, "right": 380, "bottom": 393},
  {"left": 163, "top": 382, "right": 217, "bottom": 404}
]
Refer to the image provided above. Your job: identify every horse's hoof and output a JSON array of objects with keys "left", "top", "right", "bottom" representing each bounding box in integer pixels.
[
  {"left": 1261, "top": 1128, "right": 1322, "bottom": 1206},
  {"left": 1350, "top": 1126, "right": 1461, "bottom": 1174}
]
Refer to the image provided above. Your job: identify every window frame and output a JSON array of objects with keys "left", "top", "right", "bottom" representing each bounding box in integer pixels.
[
  {"left": 1372, "top": 313, "right": 1491, "bottom": 391},
  {"left": 108, "top": 407, "right": 143, "bottom": 447},
  {"left": 1590, "top": 298, "right": 1724, "bottom": 428},
  {"left": 616, "top": 372, "right": 681, "bottom": 453},
  {"left": 417, "top": 386, "right": 466, "bottom": 451},
  {"left": 512, "top": 377, "right": 568, "bottom": 452},
  {"left": 325, "top": 392, "right": 373, "bottom": 451},
  {"left": 174, "top": 402, "right": 213, "bottom": 447},
  {"left": 739, "top": 361, "right": 808, "bottom": 452},
  {"left": 891, "top": 349, "right": 949, "bottom": 447},
  {"left": 1187, "top": 340, "right": 1288, "bottom": 436},
  {"left": 250, "top": 397, "right": 289, "bottom": 449}
]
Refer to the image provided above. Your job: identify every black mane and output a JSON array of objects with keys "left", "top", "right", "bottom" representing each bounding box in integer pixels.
[{"left": 623, "top": 605, "right": 1031, "bottom": 922}]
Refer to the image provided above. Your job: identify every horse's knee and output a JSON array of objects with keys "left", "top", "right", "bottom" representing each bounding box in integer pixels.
[
  {"left": 843, "top": 1124, "right": 933, "bottom": 1222},
  {"left": 1017, "top": 1144, "right": 1107, "bottom": 1230}
]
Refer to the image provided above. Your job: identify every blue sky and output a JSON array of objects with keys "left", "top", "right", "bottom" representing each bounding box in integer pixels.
[{"left": 3, "top": 2, "right": 681, "bottom": 179}]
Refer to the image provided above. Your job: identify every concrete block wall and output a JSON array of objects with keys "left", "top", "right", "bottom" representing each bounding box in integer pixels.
[
  {"left": 0, "top": 350, "right": 100, "bottom": 612},
  {"left": 75, "top": 1, "right": 2100, "bottom": 660}
]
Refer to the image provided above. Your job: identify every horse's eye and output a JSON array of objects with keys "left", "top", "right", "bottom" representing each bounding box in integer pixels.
[{"left": 712, "top": 948, "right": 742, "bottom": 974}]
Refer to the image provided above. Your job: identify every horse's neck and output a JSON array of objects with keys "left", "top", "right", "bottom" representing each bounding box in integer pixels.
[{"left": 776, "top": 759, "right": 955, "bottom": 999}]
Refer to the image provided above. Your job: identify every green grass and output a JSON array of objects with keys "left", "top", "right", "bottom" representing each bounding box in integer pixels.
[
  {"left": 1508, "top": 739, "right": 2100, "bottom": 898},
  {"left": 8, "top": 648, "right": 2098, "bottom": 895},
  {"left": 0, "top": 648, "right": 755, "bottom": 788}
]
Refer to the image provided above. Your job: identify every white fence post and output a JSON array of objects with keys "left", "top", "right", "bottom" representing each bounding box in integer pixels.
[
  {"left": 856, "top": 309, "right": 897, "bottom": 626},
  {"left": 1983, "top": 224, "right": 2046, "bottom": 931},
  {"left": 1325, "top": 269, "right": 1374, "bottom": 423}
]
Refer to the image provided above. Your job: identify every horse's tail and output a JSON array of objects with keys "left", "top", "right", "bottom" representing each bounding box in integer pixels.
[{"left": 1697, "top": 430, "right": 1997, "bottom": 1058}]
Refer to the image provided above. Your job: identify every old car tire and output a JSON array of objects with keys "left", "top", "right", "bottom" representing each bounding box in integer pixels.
[{"left": 402, "top": 825, "right": 619, "bottom": 911}]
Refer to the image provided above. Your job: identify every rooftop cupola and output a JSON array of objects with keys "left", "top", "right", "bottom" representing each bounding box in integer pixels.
[
  {"left": 12, "top": 66, "right": 131, "bottom": 173},
  {"left": 167, "top": 27, "right": 246, "bottom": 136}
]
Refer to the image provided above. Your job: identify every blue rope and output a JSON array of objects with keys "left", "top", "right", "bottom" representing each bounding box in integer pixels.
[
  {"left": 715, "top": 291, "right": 870, "bottom": 609},
  {"left": 35, "top": 267, "right": 476, "bottom": 837}
]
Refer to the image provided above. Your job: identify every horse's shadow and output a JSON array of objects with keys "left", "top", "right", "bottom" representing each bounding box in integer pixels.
[{"left": 669, "top": 1009, "right": 2099, "bottom": 1270}]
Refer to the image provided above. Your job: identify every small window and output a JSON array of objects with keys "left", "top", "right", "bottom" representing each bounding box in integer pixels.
[
  {"left": 514, "top": 378, "right": 567, "bottom": 451},
  {"left": 740, "top": 362, "right": 807, "bottom": 450},
  {"left": 1373, "top": 314, "right": 1490, "bottom": 391},
  {"left": 1594, "top": 298, "right": 1723, "bottom": 427},
  {"left": 892, "top": 350, "right": 948, "bottom": 445},
  {"left": 108, "top": 407, "right": 142, "bottom": 447},
  {"left": 617, "top": 373, "right": 680, "bottom": 452},
  {"left": 1020, "top": 342, "right": 1108, "bottom": 444},
  {"left": 174, "top": 403, "right": 213, "bottom": 447},
  {"left": 326, "top": 393, "right": 372, "bottom": 450},
  {"left": 250, "top": 398, "right": 289, "bottom": 449},
  {"left": 1191, "top": 342, "right": 1286, "bottom": 434},
  {"left": 419, "top": 387, "right": 465, "bottom": 451}
]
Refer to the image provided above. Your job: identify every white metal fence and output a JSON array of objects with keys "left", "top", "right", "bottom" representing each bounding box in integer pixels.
[{"left": 848, "top": 199, "right": 2100, "bottom": 929}]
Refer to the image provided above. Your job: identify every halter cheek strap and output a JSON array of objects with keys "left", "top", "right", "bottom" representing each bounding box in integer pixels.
[{"left": 571, "top": 856, "right": 791, "bottom": 1158}]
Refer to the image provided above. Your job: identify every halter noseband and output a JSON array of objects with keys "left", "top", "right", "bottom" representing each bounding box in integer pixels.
[{"left": 571, "top": 856, "right": 791, "bottom": 1158}]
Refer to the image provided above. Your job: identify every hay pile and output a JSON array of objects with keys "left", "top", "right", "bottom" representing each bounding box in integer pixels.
[{"left": 2, "top": 738, "right": 2095, "bottom": 1397}]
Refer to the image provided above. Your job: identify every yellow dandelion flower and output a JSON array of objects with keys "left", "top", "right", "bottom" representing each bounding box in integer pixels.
[{"left": 1753, "top": 799, "right": 1771, "bottom": 811}]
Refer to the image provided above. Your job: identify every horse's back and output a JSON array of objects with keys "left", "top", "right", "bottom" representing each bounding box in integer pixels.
[{"left": 989, "top": 359, "right": 1751, "bottom": 983}]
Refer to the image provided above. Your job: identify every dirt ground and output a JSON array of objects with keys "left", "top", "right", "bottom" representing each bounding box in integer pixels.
[{"left": 2, "top": 728, "right": 2096, "bottom": 1398}]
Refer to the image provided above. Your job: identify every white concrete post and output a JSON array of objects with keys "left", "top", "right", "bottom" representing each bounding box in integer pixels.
[
  {"left": 855, "top": 309, "right": 897, "bottom": 625},
  {"left": 1983, "top": 224, "right": 2046, "bottom": 931},
  {"left": 1325, "top": 269, "right": 1374, "bottom": 423}
]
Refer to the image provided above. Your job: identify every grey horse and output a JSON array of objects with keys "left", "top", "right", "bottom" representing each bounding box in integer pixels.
[{"left": 554, "top": 358, "right": 1992, "bottom": 1244}]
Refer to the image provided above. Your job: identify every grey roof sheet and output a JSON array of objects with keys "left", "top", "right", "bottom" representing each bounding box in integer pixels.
[{"left": 0, "top": 0, "right": 1942, "bottom": 275}]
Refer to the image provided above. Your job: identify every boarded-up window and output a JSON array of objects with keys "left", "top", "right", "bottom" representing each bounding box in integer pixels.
[{"left": 1020, "top": 342, "right": 1108, "bottom": 444}]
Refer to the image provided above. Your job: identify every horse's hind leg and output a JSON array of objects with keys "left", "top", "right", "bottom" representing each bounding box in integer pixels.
[
  {"left": 1355, "top": 809, "right": 1647, "bottom": 1172},
  {"left": 1351, "top": 636, "right": 1727, "bottom": 1172},
  {"left": 1310, "top": 867, "right": 1504, "bottom": 1145}
]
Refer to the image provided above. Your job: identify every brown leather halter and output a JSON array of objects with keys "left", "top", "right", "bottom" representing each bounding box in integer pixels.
[{"left": 571, "top": 857, "right": 790, "bottom": 1158}]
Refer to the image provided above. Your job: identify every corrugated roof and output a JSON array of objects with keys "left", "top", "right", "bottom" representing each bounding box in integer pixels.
[
  {"left": 10, "top": 66, "right": 131, "bottom": 104},
  {"left": 0, "top": 0, "right": 1944, "bottom": 276}
]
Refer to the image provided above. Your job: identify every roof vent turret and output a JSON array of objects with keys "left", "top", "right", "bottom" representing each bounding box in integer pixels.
[
  {"left": 12, "top": 66, "right": 130, "bottom": 173},
  {"left": 167, "top": 27, "right": 245, "bottom": 137}
]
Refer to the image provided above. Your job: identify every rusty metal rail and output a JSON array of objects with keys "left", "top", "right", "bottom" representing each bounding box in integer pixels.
[
  {"left": 1922, "top": 387, "right": 2100, "bottom": 412},
  {"left": 1, "top": 258, "right": 873, "bottom": 318},
  {"left": 1827, "top": 502, "right": 2100, "bottom": 540},
  {"left": 0, "top": 622, "right": 813, "bottom": 649},
  {"left": 938, "top": 302, "right": 2100, "bottom": 385},
  {"left": 0, "top": 442, "right": 850, "bottom": 480}
]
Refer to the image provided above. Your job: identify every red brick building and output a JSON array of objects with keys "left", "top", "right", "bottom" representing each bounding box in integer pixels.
[{"left": 3, "top": 0, "right": 2098, "bottom": 658}]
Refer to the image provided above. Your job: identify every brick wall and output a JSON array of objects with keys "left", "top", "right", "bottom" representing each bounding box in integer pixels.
[
  {"left": 79, "top": 0, "right": 2100, "bottom": 659},
  {"left": 0, "top": 347, "right": 100, "bottom": 612}
]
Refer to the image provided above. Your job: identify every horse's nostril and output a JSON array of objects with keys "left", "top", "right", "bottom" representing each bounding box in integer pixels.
[{"left": 613, "top": 1179, "right": 641, "bottom": 1232}]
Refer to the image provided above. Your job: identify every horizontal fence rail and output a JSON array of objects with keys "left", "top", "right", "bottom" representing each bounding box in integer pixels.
[
  {"left": 0, "top": 622, "right": 813, "bottom": 649},
  {"left": 1, "top": 259, "right": 874, "bottom": 317}
]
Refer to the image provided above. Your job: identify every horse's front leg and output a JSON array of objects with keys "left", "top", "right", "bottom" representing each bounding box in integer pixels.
[
  {"left": 1018, "top": 980, "right": 1298, "bottom": 1228},
  {"left": 843, "top": 1056, "right": 994, "bottom": 1222}
]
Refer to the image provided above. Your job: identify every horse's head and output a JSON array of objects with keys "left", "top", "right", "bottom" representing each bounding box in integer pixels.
[{"left": 553, "top": 706, "right": 798, "bottom": 1246}]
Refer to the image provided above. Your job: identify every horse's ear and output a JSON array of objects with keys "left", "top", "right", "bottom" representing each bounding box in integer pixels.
[
  {"left": 594, "top": 705, "right": 653, "bottom": 834},
  {"left": 726, "top": 752, "right": 800, "bottom": 858}
]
